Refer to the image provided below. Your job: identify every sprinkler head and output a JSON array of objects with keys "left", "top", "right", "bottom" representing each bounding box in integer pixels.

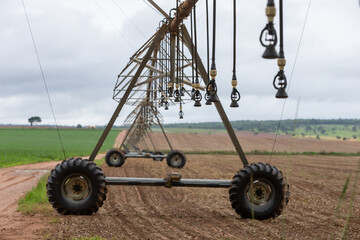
[
  {"left": 194, "top": 100, "right": 202, "bottom": 107},
  {"left": 230, "top": 100, "right": 239, "bottom": 108},
  {"left": 262, "top": 45, "right": 279, "bottom": 59},
  {"left": 275, "top": 88, "right": 288, "bottom": 99}
]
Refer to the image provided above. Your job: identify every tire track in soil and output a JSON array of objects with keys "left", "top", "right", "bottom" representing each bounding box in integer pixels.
[
  {"left": 0, "top": 162, "right": 61, "bottom": 240},
  {"left": 107, "top": 159, "right": 192, "bottom": 239},
  {"left": 0, "top": 176, "right": 35, "bottom": 191}
]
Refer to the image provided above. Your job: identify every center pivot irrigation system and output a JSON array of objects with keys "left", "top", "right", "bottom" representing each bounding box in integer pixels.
[
  {"left": 105, "top": 99, "right": 186, "bottom": 168},
  {"left": 47, "top": 0, "right": 290, "bottom": 220}
]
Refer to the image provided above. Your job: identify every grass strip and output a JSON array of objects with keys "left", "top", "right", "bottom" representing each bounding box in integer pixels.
[
  {"left": 17, "top": 174, "right": 51, "bottom": 215},
  {"left": 341, "top": 160, "right": 360, "bottom": 239}
]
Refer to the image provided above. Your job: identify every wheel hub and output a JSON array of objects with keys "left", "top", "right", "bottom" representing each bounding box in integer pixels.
[
  {"left": 110, "top": 153, "right": 120, "bottom": 163},
  {"left": 171, "top": 155, "right": 181, "bottom": 166},
  {"left": 246, "top": 179, "right": 273, "bottom": 205},
  {"left": 63, "top": 175, "right": 91, "bottom": 201}
]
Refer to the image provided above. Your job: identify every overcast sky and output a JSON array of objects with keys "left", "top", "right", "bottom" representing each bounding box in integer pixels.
[{"left": 0, "top": 0, "right": 359, "bottom": 126}]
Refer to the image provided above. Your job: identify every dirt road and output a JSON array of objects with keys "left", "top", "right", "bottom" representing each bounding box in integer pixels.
[
  {"left": 0, "top": 155, "right": 106, "bottom": 239},
  {"left": 0, "top": 161, "right": 60, "bottom": 239}
]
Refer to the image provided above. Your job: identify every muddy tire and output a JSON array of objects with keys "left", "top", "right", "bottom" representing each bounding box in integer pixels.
[
  {"left": 105, "top": 148, "right": 125, "bottom": 167},
  {"left": 229, "top": 162, "right": 289, "bottom": 220},
  {"left": 46, "top": 158, "right": 107, "bottom": 215},
  {"left": 153, "top": 151, "right": 165, "bottom": 161},
  {"left": 166, "top": 150, "right": 186, "bottom": 168}
]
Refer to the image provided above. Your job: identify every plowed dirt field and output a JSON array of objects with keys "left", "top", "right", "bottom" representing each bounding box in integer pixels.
[
  {"left": 44, "top": 154, "right": 360, "bottom": 240},
  {"left": 143, "top": 132, "right": 360, "bottom": 153}
]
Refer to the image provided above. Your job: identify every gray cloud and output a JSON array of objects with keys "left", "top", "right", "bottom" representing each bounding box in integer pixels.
[{"left": 0, "top": 0, "right": 359, "bottom": 126}]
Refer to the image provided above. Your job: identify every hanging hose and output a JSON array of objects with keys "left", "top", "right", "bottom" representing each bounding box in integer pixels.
[
  {"left": 181, "top": 24, "right": 185, "bottom": 97},
  {"left": 190, "top": 10, "right": 196, "bottom": 100},
  {"left": 204, "top": 0, "right": 212, "bottom": 106},
  {"left": 207, "top": 0, "right": 219, "bottom": 103},
  {"left": 193, "top": 2, "right": 202, "bottom": 107},
  {"left": 174, "top": 0, "right": 180, "bottom": 103},
  {"left": 230, "top": 0, "right": 240, "bottom": 108},
  {"left": 272, "top": 0, "right": 288, "bottom": 99}
]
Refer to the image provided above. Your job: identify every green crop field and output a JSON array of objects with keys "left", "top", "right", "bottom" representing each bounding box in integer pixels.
[{"left": 0, "top": 128, "right": 120, "bottom": 168}]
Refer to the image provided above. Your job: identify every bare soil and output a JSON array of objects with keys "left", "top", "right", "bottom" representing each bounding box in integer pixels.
[
  {"left": 143, "top": 131, "right": 360, "bottom": 153},
  {"left": 44, "top": 154, "right": 360, "bottom": 240},
  {"left": 1, "top": 132, "right": 360, "bottom": 239}
]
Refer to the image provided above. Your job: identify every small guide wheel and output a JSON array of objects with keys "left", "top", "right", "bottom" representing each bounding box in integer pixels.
[
  {"left": 105, "top": 148, "right": 126, "bottom": 167},
  {"left": 166, "top": 150, "right": 186, "bottom": 168}
]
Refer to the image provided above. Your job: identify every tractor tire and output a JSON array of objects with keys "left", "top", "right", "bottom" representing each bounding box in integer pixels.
[
  {"left": 229, "top": 162, "right": 289, "bottom": 220},
  {"left": 153, "top": 151, "right": 165, "bottom": 161},
  {"left": 46, "top": 158, "right": 107, "bottom": 215},
  {"left": 166, "top": 150, "right": 186, "bottom": 168},
  {"left": 105, "top": 148, "right": 126, "bottom": 167}
]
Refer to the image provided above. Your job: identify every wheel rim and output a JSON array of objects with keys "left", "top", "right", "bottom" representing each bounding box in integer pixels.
[
  {"left": 110, "top": 152, "right": 120, "bottom": 163},
  {"left": 245, "top": 179, "right": 274, "bottom": 206},
  {"left": 171, "top": 154, "right": 182, "bottom": 167},
  {"left": 62, "top": 174, "right": 92, "bottom": 201}
]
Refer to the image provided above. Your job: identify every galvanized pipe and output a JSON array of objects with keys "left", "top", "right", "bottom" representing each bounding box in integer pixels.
[
  {"left": 106, "top": 177, "right": 231, "bottom": 188},
  {"left": 170, "top": 0, "right": 198, "bottom": 33}
]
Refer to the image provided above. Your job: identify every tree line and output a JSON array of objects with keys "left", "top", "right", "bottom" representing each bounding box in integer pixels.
[{"left": 162, "top": 119, "right": 360, "bottom": 133}]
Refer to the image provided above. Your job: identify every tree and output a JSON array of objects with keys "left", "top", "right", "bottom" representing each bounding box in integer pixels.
[
  {"left": 28, "top": 116, "right": 41, "bottom": 127},
  {"left": 76, "top": 124, "right": 82, "bottom": 128}
]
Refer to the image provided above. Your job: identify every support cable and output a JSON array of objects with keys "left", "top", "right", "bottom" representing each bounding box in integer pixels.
[
  {"left": 111, "top": 0, "right": 147, "bottom": 38},
  {"left": 21, "top": 0, "right": 67, "bottom": 160},
  {"left": 94, "top": 0, "right": 135, "bottom": 50},
  {"left": 142, "top": 0, "right": 164, "bottom": 18},
  {"left": 269, "top": 0, "right": 312, "bottom": 163}
]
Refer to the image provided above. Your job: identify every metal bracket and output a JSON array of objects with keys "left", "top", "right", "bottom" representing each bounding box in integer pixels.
[{"left": 165, "top": 172, "right": 182, "bottom": 188}]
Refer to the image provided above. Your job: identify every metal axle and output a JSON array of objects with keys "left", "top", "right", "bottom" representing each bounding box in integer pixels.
[
  {"left": 124, "top": 152, "right": 167, "bottom": 158},
  {"left": 106, "top": 177, "right": 231, "bottom": 188}
]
